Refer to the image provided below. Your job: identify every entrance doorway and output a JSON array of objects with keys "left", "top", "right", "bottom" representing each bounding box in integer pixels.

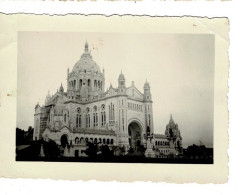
[
  {"left": 128, "top": 121, "right": 142, "bottom": 150},
  {"left": 75, "top": 150, "right": 79, "bottom": 158},
  {"left": 60, "top": 134, "right": 68, "bottom": 148}
]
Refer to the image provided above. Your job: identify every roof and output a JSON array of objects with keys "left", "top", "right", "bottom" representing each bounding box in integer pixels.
[
  {"left": 144, "top": 80, "right": 150, "bottom": 88},
  {"left": 16, "top": 145, "right": 31, "bottom": 151},
  {"left": 73, "top": 128, "right": 116, "bottom": 136},
  {"left": 72, "top": 42, "right": 101, "bottom": 73},
  {"left": 118, "top": 71, "right": 125, "bottom": 80}
]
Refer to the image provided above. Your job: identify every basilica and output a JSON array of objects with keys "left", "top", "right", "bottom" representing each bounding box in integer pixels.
[{"left": 33, "top": 41, "right": 183, "bottom": 158}]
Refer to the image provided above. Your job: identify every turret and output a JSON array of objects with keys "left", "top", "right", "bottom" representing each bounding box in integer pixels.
[
  {"left": 143, "top": 79, "right": 153, "bottom": 134},
  {"left": 118, "top": 71, "right": 126, "bottom": 94},
  {"left": 45, "top": 91, "right": 51, "bottom": 105},
  {"left": 59, "top": 83, "right": 64, "bottom": 94},
  {"left": 35, "top": 102, "right": 40, "bottom": 110},
  {"left": 143, "top": 79, "right": 152, "bottom": 101}
]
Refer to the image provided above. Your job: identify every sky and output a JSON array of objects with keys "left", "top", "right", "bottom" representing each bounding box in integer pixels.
[{"left": 17, "top": 32, "right": 214, "bottom": 148}]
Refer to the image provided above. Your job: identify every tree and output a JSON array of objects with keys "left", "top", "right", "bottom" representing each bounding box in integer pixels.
[
  {"left": 16, "top": 127, "right": 25, "bottom": 145},
  {"left": 43, "top": 139, "right": 60, "bottom": 159},
  {"left": 84, "top": 141, "right": 100, "bottom": 158},
  {"left": 185, "top": 144, "right": 208, "bottom": 157},
  {"left": 100, "top": 144, "right": 113, "bottom": 158}
]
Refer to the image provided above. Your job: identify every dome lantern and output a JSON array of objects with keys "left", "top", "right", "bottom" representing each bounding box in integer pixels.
[
  {"left": 144, "top": 79, "right": 150, "bottom": 89},
  {"left": 84, "top": 41, "right": 89, "bottom": 53}
]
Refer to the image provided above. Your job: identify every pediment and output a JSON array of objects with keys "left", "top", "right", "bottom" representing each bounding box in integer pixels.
[{"left": 59, "top": 125, "right": 71, "bottom": 134}]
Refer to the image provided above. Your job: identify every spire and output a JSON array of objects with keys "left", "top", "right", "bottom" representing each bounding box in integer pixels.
[
  {"left": 59, "top": 83, "right": 64, "bottom": 93},
  {"left": 169, "top": 114, "right": 175, "bottom": 126},
  {"left": 46, "top": 90, "right": 51, "bottom": 98}
]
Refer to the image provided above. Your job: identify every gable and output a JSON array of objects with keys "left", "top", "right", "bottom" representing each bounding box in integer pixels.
[
  {"left": 126, "top": 86, "right": 143, "bottom": 100},
  {"left": 107, "top": 88, "right": 117, "bottom": 96}
]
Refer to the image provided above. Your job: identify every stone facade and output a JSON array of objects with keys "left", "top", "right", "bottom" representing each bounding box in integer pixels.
[{"left": 33, "top": 41, "right": 183, "bottom": 157}]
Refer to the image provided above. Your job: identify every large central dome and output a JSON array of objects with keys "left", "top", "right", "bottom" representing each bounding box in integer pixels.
[{"left": 72, "top": 41, "right": 101, "bottom": 73}]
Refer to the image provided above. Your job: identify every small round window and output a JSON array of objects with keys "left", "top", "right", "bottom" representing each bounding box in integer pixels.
[{"left": 77, "top": 107, "right": 81, "bottom": 114}]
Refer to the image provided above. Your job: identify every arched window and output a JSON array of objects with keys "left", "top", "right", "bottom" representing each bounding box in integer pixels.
[
  {"left": 76, "top": 114, "right": 79, "bottom": 127},
  {"left": 88, "top": 79, "right": 91, "bottom": 87},
  {"left": 79, "top": 79, "right": 82, "bottom": 88},
  {"left": 103, "top": 138, "right": 106, "bottom": 144},
  {"left": 122, "top": 109, "right": 124, "bottom": 131},
  {"left": 93, "top": 106, "right": 98, "bottom": 127},
  {"left": 86, "top": 114, "right": 90, "bottom": 128},
  {"left": 64, "top": 114, "right": 67, "bottom": 123},
  {"left": 101, "top": 111, "right": 106, "bottom": 126},
  {"left": 148, "top": 114, "right": 151, "bottom": 126},
  {"left": 76, "top": 114, "right": 81, "bottom": 128},
  {"left": 75, "top": 137, "right": 79, "bottom": 144},
  {"left": 73, "top": 80, "right": 76, "bottom": 89},
  {"left": 112, "top": 104, "right": 115, "bottom": 120},
  {"left": 155, "top": 141, "right": 157, "bottom": 145},
  {"left": 94, "top": 138, "right": 98, "bottom": 143},
  {"left": 109, "top": 105, "right": 111, "bottom": 120},
  {"left": 98, "top": 81, "right": 100, "bottom": 88},
  {"left": 80, "top": 137, "right": 84, "bottom": 144},
  {"left": 99, "top": 138, "right": 102, "bottom": 143},
  {"left": 110, "top": 139, "right": 114, "bottom": 145},
  {"left": 107, "top": 139, "right": 109, "bottom": 144},
  {"left": 93, "top": 113, "right": 98, "bottom": 127},
  {"left": 85, "top": 138, "right": 88, "bottom": 143}
]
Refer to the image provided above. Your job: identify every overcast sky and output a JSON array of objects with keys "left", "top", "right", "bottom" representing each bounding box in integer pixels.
[{"left": 17, "top": 32, "right": 214, "bottom": 148}]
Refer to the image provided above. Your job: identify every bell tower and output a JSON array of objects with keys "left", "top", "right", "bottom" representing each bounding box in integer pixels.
[{"left": 143, "top": 80, "right": 154, "bottom": 134}]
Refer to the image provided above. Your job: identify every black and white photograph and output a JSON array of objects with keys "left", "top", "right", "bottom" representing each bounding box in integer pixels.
[{"left": 16, "top": 32, "right": 214, "bottom": 163}]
